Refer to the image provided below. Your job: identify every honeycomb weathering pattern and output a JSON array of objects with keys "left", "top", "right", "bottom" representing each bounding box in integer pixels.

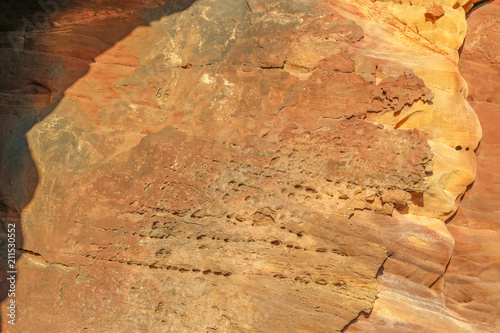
[{"left": 0, "top": 0, "right": 496, "bottom": 331}]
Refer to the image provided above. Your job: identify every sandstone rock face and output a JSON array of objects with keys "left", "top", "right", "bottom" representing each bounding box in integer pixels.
[
  {"left": 443, "top": 1, "right": 500, "bottom": 329},
  {"left": 0, "top": 0, "right": 172, "bottom": 311},
  {"left": 0, "top": 0, "right": 497, "bottom": 332},
  {"left": 347, "top": 1, "right": 500, "bottom": 332}
]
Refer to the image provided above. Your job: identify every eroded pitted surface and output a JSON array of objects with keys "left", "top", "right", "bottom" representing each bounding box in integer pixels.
[
  {"left": 0, "top": 0, "right": 493, "bottom": 332},
  {"left": 8, "top": 0, "right": 437, "bottom": 331}
]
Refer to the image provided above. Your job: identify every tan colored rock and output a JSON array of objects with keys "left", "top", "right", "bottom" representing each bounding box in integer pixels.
[
  {"left": 0, "top": 0, "right": 497, "bottom": 331},
  {"left": 349, "top": 1, "right": 500, "bottom": 331},
  {"left": 331, "top": 0, "right": 481, "bottom": 220},
  {"left": 443, "top": 1, "right": 500, "bottom": 330},
  {"left": 10, "top": 0, "right": 433, "bottom": 327}
]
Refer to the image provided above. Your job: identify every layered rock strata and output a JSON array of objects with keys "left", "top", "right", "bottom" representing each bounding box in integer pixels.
[
  {"left": 0, "top": 0, "right": 497, "bottom": 332},
  {"left": 443, "top": 1, "right": 500, "bottom": 330}
]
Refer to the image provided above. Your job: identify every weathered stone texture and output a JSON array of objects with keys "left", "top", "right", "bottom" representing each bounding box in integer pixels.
[
  {"left": 0, "top": 0, "right": 497, "bottom": 332},
  {"left": 443, "top": 1, "right": 500, "bottom": 330}
]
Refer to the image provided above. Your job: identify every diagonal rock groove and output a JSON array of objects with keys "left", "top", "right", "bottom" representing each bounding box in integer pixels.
[
  {"left": 428, "top": 255, "right": 452, "bottom": 289},
  {"left": 341, "top": 309, "right": 372, "bottom": 333}
]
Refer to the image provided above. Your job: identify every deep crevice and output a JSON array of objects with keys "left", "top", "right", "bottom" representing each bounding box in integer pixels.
[
  {"left": 428, "top": 255, "right": 452, "bottom": 289},
  {"left": 341, "top": 309, "right": 373, "bottom": 332},
  {"left": 375, "top": 254, "right": 392, "bottom": 279}
]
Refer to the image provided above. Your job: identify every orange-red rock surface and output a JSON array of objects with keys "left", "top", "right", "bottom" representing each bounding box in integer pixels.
[
  {"left": 0, "top": 0, "right": 498, "bottom": 332},
  {"left": 443, "top": 0, "right": 500, "bottom": 329}
]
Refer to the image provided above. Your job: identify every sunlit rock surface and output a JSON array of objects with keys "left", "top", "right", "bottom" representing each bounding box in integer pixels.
[
  {"left": 0, "top": 0, "right": 498, "bottom": 332},
  {"left": 443, "top": 1, "right": 500, "bottom": 330}
]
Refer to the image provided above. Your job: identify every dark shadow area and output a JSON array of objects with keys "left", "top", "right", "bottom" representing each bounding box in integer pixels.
[
  {"left": 466, "top": 0, "right": 494, "bottom": 18},
  {"left": 0, "top": 0, "right": 197, "bottom": 325},
  {"left": 142, "top": 0, "right": 199, "bottom": 23},
  {"left": 375, "top": 254, "right": 392, "bottom": 279}
]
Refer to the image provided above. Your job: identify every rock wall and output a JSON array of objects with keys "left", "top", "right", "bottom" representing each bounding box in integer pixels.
[
  {"left": 0, "top": 0, "right": 498, "bottom": 332},
  {"left": 443, "top": 0, "right": 500, "bottom": 329}
]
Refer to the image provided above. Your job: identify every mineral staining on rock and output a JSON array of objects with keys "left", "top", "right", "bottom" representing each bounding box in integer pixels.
[{"left": 0, "top": 0, "right": 495, "bottom": 332}]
